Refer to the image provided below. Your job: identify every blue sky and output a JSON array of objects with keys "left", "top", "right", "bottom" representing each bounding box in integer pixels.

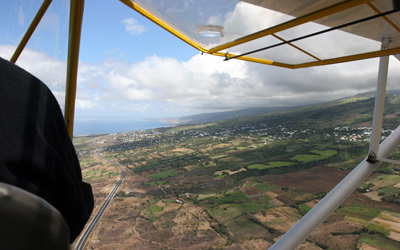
[
  {"left": 79, "top": 0, "right": 198, "bottom": 64},
  {"left": 1, "top": 0, "right": 400, "bottom": 120}
]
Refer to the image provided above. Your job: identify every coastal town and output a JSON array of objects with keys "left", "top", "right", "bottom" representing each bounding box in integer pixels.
[{"left": 78, "top": 123, "right": 393, "bottom": 157}]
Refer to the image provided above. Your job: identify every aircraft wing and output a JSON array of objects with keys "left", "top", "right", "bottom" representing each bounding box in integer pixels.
[{"left": 121, "top": 0, "right": 400, "bottom": 68}]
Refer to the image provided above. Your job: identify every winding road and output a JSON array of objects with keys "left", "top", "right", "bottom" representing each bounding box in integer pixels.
[{"left": 75, "top": 152, "right": 125, "bottom": 250}]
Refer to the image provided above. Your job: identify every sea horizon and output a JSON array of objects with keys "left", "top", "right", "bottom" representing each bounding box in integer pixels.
[{"left": 73, "top": 117, "right": 173, "bottom": 136}]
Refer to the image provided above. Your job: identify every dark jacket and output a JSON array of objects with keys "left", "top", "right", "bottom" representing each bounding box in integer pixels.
[{"left": 0, "top": 57, "right": 93, "bottom": 243}]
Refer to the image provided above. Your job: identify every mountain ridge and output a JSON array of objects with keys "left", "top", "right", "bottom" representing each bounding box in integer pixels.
[
  {"left": 160, "top": 90, "right": 399, "bottom": 126},
  {"left": 159, "top": 106, "right": 297, "bottom": 125}
]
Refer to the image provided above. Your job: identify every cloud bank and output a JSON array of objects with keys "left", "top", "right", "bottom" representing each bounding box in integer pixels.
[
  {"left": 2, "top": 1, "right": 400, "bottom": 119},
  {"left": 2, "top": 43, "right": 400, "bottom": 119}
]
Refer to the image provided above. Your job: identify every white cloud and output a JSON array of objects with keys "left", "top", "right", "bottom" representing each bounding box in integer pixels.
[
  {"left": 0, "top": 45, "right": 101, "bottom": 111},
  {"left": 52, "top": 91, "right": 66, "bottom": 109},
  {"left": 75, "top": 99, "right": 97, "bottom": 109},
  {"left": 0, "top": 45, "right": 67, "bottom": 93},
  {"left": 223, "top": 2, "right": 291, "bottom": 35},
  {"left": 2, "top": 44, "right": 400, "bottom": 118},
  {"left": 122, "top": 17, "right": 146, "bottom": 35},
  {"left": 18, "top": 6, "right": 24, "bottom": 27}
]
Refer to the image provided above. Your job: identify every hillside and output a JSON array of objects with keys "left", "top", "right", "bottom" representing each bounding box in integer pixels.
[
  {"left": 159, "top": 106, "right": 296, "bottom": 125},
  {"left": 74, "top": 91, "right": 400, "bottom": 250},
  {"left": 159, "top": 91, "right": 400, "bottom": 128},
  {"left": 208, "top": 91, "right": 400, "bottom": 129}
]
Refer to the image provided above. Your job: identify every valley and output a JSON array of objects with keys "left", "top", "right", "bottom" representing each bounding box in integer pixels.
[{"left": 73, "top": 93, "right": 400, "bottom": 249}]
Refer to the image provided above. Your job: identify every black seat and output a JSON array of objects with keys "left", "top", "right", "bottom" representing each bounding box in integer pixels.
[{"left": 0, "top": 182, "right": 70, "bottom": 250}]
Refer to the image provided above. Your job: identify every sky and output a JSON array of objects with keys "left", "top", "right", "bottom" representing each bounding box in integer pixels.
[{"left": 1, "top": 0, "right": 400, "bottom": 120}]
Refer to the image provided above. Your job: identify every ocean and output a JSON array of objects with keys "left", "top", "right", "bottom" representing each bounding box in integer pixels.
[{"left": 73, "top": 117, "right": 172, "bottom": 136}]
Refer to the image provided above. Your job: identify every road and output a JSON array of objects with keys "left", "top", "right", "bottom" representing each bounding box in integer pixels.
[{"left": 75, "top": 152, "right": 125, "bottom": 250}]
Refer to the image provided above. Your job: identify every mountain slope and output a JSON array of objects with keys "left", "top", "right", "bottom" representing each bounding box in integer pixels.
[
  {"left": 159, "top": 106, "right": 298, "bottom": 125},
  {"left": 160, "top": 91, "right": 400, "bottom": 128},
  {"left": 205, "top": 91, "right": 400, "bottom": 131}
]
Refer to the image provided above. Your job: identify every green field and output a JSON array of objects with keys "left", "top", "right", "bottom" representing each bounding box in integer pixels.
[
  {"left": 338, "top": 204, "right": 381, "bottom": 221},
  {"left": 290, "top": 149, "right": 337, "bottom": 163},
  {"left": 230, "top": 202, "right": 264, "bottom": 213},
  {"left": 82, "top": 168, "right": 119, "bottom": 180},
  {"left": 211, "top": 205, "right": 242, "bottom": 222},
  {"left": 147, "top": 205, "right": 164, "bottom": 213},
  {"left": 359, "top": 235, "right": 400, "bottom": 250},
  {"left": 143, "top": 181, "right": 167, "bottom": 186},
  {"left": 248, "top": 161, "right": 294, "bottom": 170},
  {"left": 80, "top": 155, "right": 95, "bottom": 165},
  {"left": 148, "top": 169, "right": 178, "bottom": 180},
  {"left": 198, "top": 194, "right": 214, "bottom": 200},
  {"left": 311, "top": 149, "right": 337, "bottom": 157},
  {"left": 255, "top": 183, "right": 279, "bottom": 193},
  {"left": 366, "top": 220, "right": 391, "bottom": 236},
  {"left": 299, "top": 204, "right": 312, "bottom": 213}
]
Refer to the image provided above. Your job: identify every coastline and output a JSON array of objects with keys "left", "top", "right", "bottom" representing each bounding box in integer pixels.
[{"left": 73, "top": 117, "right": 172, "bottom": 136}]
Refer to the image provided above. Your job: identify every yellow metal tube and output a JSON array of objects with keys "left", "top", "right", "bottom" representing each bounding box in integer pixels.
[
  {"left": 208, "top": 51, "right": 294, "bottom": 68},
  {"left": 271, "top": 34, "right": 321, "bottom": 61},
  {"left": 367, "top": 2, "right": 400, "bottom": 33},
  {"left": 10, "top": 0, "right": 52, "bottom": 63},
  {"left": 119, "top": 0, "right": 295, "bottom": 68},
  {"left": 293, "top": 47, "right": 400, "bottom": 68},
  {"left": 64, "top": 0, "right": 85, "bottom": 138},
  {"left": 235, "top": 56, "right": 294, "bottom": 68},
  {"left": 207, "top": 0, "right": 373, "bottom": 54},
  {"left": 119, "top": 0, "right": 208, "bottom": 53},
  {"left": 119, "top": 0, "right": 397, "bottom": 69},
  {"left": 214, "top": 47, "right": 400, "bottom": 69},
  {"left": 212, "top": 47, "right": 400, "bottom": 69}
]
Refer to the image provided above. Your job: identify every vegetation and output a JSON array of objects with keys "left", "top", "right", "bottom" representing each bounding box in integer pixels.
[
  {"left": 148, "top": 169, "right": 178, "bottom": 180},
  {"left": 338, "top": 205, "right": 382, "bottom": 221},
  {"left": 359, "top": 235, "right": 400, "bottom": 250},
  {"left": 290, "top": 150, "right": 337, "bottom": 163},
  {"left": 74, "top": 92, "right": 400, "bottom": 249},
  {"left": 248, "top": 161, "right": 294, "bottom": 169}
]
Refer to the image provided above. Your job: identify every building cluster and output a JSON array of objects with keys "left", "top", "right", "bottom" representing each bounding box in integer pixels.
[
  {"left": 332, "top": 126, "right": 392, "bottom": 142},
  {"left": 76, "top": 122, "right": 394, "bottom": 156}
]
